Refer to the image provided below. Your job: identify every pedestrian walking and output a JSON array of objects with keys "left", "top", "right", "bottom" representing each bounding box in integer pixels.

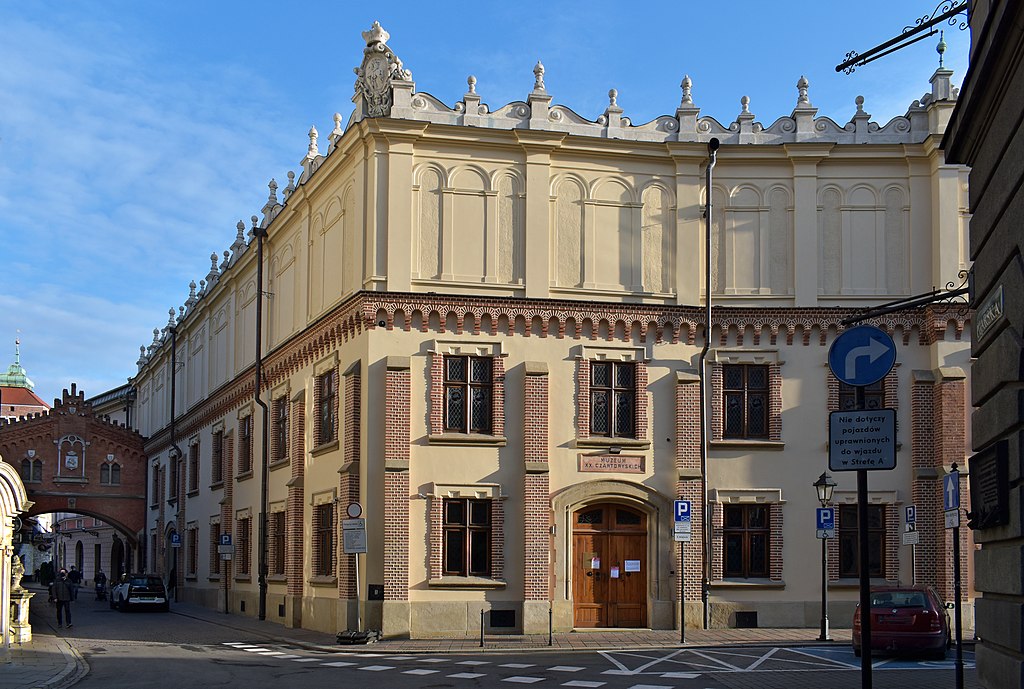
[
  {"left": 67, "top": 565, "right": 83, "bottom": 600},
  {"left": 48, "top": 568, "right": 74, "bottom": 629}
]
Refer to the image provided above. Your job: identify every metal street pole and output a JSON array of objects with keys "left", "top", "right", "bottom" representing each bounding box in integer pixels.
[
  {"left": 856, "top": 385, "right": 873, "bottom": 689},
  {"left": 818, "top": 534, "right": 830, "bottom": 641},
  {"left": 951, "top": 462, "right": 964, "bottom": 689}
]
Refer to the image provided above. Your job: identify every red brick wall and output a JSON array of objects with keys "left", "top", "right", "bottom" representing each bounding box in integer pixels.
[
  {"left": 576, "top": 358, "right": 590, "bottom": 439},
  {"left": 770, "top": 503, "right": 784, "bottom": 581},
  {"left": 428, "top": 354, "right": 444, "bottom": 435},
  {"left": 338, "top": 366, "right": 361, "bottom": 600},
  {"left": 710, "top": 363, "right": 723, "bottom": 441},
  {"left": 428, "top": 496, "right": 442, "bottom": 581},
  {"left": 384, "top": 363, "right": 410, "bottom": 600},
  {"left": 491, "top": 498, "right": 505, "bottom": 580},
  {"left": 384, "top": 472, "right": 409, "bottom": 599},
  {"left": 635, "top": 360, "right": 649, "bottom": 441},
  {"left": 286, "top": 398, "right": 305, "bottom": 597},
  {"left": 675, "top": 375, "right": 703, "bottom": 601},
  {"left": 492, "top": 356, "right": 505, "bottom": 438},
  {"left": 523, "top": 369, "right": 550, "bottom": 600},
  {"left": 768, "top": 364, "right": 782, "bottom": 442},
  {"left": 219, "top": 434, "right": 234, "bottom": 592}
]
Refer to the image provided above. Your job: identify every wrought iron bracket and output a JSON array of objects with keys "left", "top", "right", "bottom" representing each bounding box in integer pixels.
[
  {"left": 836, "top": 1, "right": 968, "bottom": 74},
  {"left": 841, "top": 269, "right": 971, "bottom": 325}
]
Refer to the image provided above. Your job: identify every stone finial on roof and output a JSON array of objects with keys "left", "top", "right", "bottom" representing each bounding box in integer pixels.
[
  {"left": 307, "top": 126, "right": 319, "bottom": 160},
  {"left": 467, "top": 75, "right": 477, "bottom": 94},
  {"left": 167, "top": 308, "right": 176, "bottom": 330},
  {"left": 206, "top": 252, "right": 220, "bottom": 284},
  {"left": 680, "top": 75, "right": 693, "bottom": 106},
  {"left": 533, "top": 61, "right": 546, "bottom": 92},
  {"left": 740, "top": 95, "right": 751, "bottom": 114},
  {"left": 178, "top": 306, "right": 185, "bottom": 323},
  {"left": 229, "top": 221, "right": 247, "bottom": 261},
  {"left": 796, "top": 75, "right": 810, "bottom": 106},
  {"left": 186, "top": 281, "right": 197, "bottom": 307},
  {"left": 608, "top": 89, "right": 618, "bottom": 107},
  {"left": 284, "top": 170, "right": 296, "bottom": 198},
  {"left": 138, "top": 346, "right": 147, "bottom": 366},
  {"left": 937, "top": 30, "right": 946, "bottom": 68},
  {"left": 220, "top": 250, "right": 231, "bottom": 272},
  {"left": 152, "top": 328, "right": 160, "bottom": 345},
  {"left": 268, "top": 178, "right": 278, "bottom": 205},
  {"left": 855, "top": 95, "right": 867, "bottom": 114}
]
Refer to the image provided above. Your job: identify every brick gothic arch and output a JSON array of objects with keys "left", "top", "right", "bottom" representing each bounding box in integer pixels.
[{"left": 0, "top": 385, "right": 147, "bottom": 546}]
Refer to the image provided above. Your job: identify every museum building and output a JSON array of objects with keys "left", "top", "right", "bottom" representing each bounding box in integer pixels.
[{"left": 131, "top": 23, "right": 974, "bottom": 637}]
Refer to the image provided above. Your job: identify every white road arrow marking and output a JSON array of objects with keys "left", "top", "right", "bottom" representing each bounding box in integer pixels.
[{"left": 844, "top": 337, "right": 890, "bottom": 380}]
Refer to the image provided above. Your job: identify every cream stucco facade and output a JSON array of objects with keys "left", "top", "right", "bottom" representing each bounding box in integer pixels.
[{"left": 132, "top": 24, "right": 973, "bottom": 637}]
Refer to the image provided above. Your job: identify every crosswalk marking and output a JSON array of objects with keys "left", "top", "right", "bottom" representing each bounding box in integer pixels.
[
  {"left": 257, "top": 651, "right": 285, "bottom": 656},
  {"left": 321, "top": 661, "right": 356, "bottom": 667},
  {"left": 625, "top": 685, "right": 673, "bottom": 689},
  {"left": 448, "top": 672, "right": 487, "bottom": 679},
  {"left": 358, "top": 665, "right": 396, "bottom": 671},
  {"left": 502, "top": 678, "right": 545, "bottom": 684},
  {"left": 291, "top": 658, "right": 320, "bottom": 663},
  {"left": 549, "top": 666, "right": 585, "bottom": 672},
  {"left": 659, "top": 673, "right": 699, "bottom": 679},
  {"left": 457, "top": 660, "right": 490, "bottom": 665},
  {"left": 275, "top": 655, "right": 301, "bottom": 660},
  {"left": 417, "top": 658, "right": 447, "bottom": 663},
  {"left": 353, "top": 653, "right": 385, "bottom": 657},
  {"left": 403, "top": 669, "right": 440, "bottom": 675},
  {"left": 501, "top": 663, "right": 535, "bottom": 668},
  {"left": 243, "top": 647, "right": 271, "bottom": 652},
  {"left": 562, "top": 682, "right": 605, "bottom": 688}
]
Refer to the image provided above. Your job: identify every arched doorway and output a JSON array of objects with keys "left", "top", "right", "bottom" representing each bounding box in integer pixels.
[{"left": 572, "top": 503, "right": 647, "bottom": 628}]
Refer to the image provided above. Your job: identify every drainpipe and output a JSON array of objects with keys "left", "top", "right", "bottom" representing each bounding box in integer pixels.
[
  {"left": 700, "top": 137, "right": 719, "bottom": 630},
  {"left": 252, "top": 216, "right": 270, "bottom": 622},
  {"left": 168, "top": 325, "right": 182, "bottom": 595}
]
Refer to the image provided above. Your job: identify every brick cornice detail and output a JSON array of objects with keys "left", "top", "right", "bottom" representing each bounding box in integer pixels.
[{"left": 144, "top": 291, "right": 967, "bottom": 456}]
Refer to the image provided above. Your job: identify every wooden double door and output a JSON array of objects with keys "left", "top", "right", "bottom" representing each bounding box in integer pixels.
[{"left": 572, "top": 503, "right": 647, "bottom": 628}]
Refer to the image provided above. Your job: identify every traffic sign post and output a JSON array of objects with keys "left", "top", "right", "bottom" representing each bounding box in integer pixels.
[
  {"left": 673, "top": 500, "right": 692, "bottom": 645},
  {"left": 946, "top": 465, "right": 965, "bottom": 689},
  {"left": 827, "top": 325, "right": 897, "bottom": 689},
  {"left": 903, "top": 505, "right": 918, "bottom": 581},
  {"left": 342, "top": 514, "right": 368, "bottom": 633}
]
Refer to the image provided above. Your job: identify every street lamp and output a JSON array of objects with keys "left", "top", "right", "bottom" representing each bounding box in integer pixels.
[{"left": 814, "top": 471, "right": 837, "bottom": 641}]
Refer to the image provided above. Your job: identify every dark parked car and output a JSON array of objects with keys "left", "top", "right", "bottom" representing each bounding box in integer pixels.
[
  {"left": 110, "top": 574, "right": 169, "bottom": 612},
  {"left": 852, "top": 585, "right": 951, "bottom": 658}
]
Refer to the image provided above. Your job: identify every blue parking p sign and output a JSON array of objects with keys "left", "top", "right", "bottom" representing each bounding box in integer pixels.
[
  {"left": 674, "top": 500, "right": 692, "bottom": 522},
  {"left": 816, "top": 507, "right": 835, "bottom": 530},
  {"left": 219, "top": 534, "right": 232, "bottom": 546}
]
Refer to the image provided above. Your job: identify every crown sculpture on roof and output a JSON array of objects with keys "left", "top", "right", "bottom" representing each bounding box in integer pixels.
[{"left": 353, "top": 21, "right": 413, "bottom": 118}]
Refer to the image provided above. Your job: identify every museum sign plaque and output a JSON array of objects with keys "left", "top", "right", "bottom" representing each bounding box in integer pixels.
[{"left": 578, "top": 454, "right": 645, "bottom": 473}]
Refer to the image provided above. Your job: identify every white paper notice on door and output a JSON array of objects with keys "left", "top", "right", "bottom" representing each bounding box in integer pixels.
[
  {"left": 624, "top": 559, "right": 641, "bottom": 572},
  {"left": 610, "top": 566, "right": 620, "bottom": 578},
  {"left": 590, "top": 557, "right": 600, "bottom": 569}
]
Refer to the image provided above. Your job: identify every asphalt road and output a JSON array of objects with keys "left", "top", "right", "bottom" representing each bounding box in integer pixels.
[{"left": 51, "top": 596, "right": 980, "bottom": 689}]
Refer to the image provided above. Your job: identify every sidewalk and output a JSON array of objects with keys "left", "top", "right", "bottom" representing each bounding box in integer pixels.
[{"left": 4, "top": 587, "right": 88, "bottom": 689}]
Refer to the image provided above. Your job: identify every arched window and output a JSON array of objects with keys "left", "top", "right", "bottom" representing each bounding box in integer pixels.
[
  {"left": 100, "top": 462, "right": 122, "bottom": 486},
  {"left": 20, "top": 458, "right": 42, "bottom": 483}
]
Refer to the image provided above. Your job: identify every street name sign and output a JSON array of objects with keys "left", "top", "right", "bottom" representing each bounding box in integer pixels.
[
  {"left": 828, "top": 325, "right": 897, "bottom": 387},
  {"left": 828, "top": 409, "right": 897, "bottom": 471}
]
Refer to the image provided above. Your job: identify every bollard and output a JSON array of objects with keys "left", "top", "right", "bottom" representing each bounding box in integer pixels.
[
  {"left": 548, "top": 604, "right": 553, "bottom": 646},
  {"left": 480, "top": 609, "right": 485, "bottom": 648}
]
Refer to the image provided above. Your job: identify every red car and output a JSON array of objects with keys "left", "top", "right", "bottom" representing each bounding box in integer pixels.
[{"left": 852, "top": 586, "right": 952, "bottom": 659}]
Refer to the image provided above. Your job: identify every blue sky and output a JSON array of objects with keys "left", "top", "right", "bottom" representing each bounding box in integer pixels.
[{"left": 0, "top": 1, "right": 969, "bottom": 405}]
